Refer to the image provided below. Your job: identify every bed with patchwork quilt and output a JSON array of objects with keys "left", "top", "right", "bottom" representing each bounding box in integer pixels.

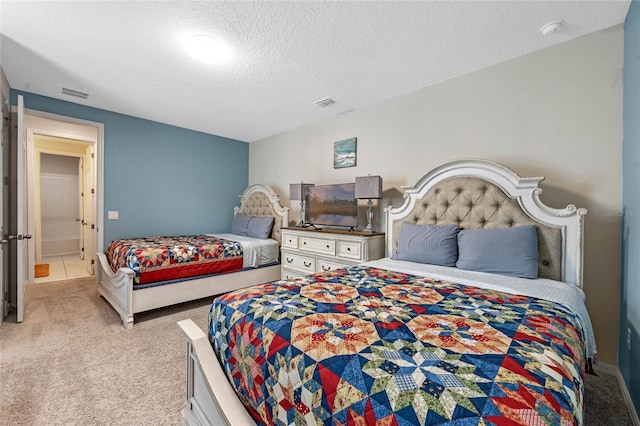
[
  {"left": 97, "top": 184, "right": 289, "bottom": 329},
  {"left": 107, "top": 235, "right": 244, "bottom": 286},
  {"left": 209, "top": 262, "right": 593, "bottom": 425}
]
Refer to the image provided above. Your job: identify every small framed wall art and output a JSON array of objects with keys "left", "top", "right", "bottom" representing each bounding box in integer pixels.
[{"left": 334, "top": 137, "right": 357, "bottom": 169}]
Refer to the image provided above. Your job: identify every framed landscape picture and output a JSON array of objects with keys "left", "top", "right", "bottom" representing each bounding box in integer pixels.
[{"left": 334, "top": 137, "right": 357, "bottom": 169}]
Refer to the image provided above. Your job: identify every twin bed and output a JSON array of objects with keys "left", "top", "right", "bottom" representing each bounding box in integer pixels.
[
  {"left": 96, "top": 184, "right": 289, "bottom": 329},
  {"left": 176, "top": 159, "right": 595, "bottom": 425}
]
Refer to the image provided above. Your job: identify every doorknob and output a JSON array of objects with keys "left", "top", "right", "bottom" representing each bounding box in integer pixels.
[{"left": 9, "top": 234, "right": 32, "bottom": 240}]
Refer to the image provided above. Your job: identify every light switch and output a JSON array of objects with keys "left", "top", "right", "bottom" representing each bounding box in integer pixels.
[{"left": 108, "top": 211, "right": 119, "bottom": 220}]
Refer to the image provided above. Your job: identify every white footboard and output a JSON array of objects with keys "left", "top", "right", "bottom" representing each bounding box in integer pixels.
[
  {"left": 178, "top": 319, "right": 256, "bottom": 426},
  {"left": 96, "top": 252, "right": 135, "bottom": 329}
]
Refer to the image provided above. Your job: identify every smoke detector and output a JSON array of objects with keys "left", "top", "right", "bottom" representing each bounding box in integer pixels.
[{"left": 540, "top": 21, "right": 563, "bottom": 36}]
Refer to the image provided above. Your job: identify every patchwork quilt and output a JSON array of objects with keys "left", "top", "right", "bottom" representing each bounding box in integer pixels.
[
  {"left": 107, "top": 235, "right": 243, "bottom": 285},
  {"left": 210, "top": 265, "right": 587, "bottom": 426}
]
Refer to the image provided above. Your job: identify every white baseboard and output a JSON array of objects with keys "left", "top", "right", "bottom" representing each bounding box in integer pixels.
[{"left": 594, "top": 361, "right": 640, "bottom": 426}]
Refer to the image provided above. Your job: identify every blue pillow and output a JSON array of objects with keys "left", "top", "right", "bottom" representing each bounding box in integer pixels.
[
  {"left": 456, "top": 225, "right": 538, "bottom": 279},
  {"left": 247, "top": 216, "right": 275, "bottom": 239},
  {"left": 231, "top": 214, "right": 251, "bottom": 236},
  {"left": 394, "top": 222, "right": 460, "bottom": 267}
]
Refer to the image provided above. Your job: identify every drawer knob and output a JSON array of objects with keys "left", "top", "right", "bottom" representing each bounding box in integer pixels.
[
  {"left": 286, "top": 258, "right": 294, "bottom": 263},
  {"left": 304, "top": 261, "right": 312, "bottom": 267},
  {"left": 322, "top": 265, "right": 331, "bottom": 271},
  {"left": 303, "top": 241, "right": 307, "bottom": 245},
  {"left": 347, "top": 247, "right": 351, "bottom": 252},
  {"left": 326, "top": 244, "right": 330, "bottom": 249}
]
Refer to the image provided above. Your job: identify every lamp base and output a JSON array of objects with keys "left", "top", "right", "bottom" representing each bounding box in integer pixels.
[{"left": 363, "top": 199, "right": 375, "bottom": 233}]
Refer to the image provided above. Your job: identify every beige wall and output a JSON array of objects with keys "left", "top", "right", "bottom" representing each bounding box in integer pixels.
[{"left": 250, "top": 26, "right": 624, "bottom": 365}]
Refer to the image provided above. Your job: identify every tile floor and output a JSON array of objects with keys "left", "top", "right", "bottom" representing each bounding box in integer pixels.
[{"left": 35, "top": 253, "right": 92, "bottom": 283}]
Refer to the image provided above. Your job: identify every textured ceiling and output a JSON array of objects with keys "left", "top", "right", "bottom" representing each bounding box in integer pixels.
[{"left": 0, "top": 1, "right": 631, "bottom": 142}]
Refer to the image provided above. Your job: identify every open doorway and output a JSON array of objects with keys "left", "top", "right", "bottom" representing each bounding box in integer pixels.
[
  {"left": 36, "top": 144, "right": 93, "bottom": 283},
  {"left": 27, "top": 126, "right": 98, "bottom": 284},
  {"left": 22, "top": 111, "right": 103, "bottom": 288}
]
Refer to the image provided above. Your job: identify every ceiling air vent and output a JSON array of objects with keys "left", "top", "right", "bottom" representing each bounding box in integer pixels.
[
  {"left": 61, "top": 87, "right": 90, "bottom": 100},
  {"left": 313, "top": 97, "right": 336, "bottom": 108}
]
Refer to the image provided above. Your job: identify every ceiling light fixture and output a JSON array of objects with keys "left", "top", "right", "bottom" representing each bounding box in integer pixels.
[
  {"left": 540, "top": 21, "right": 563, "bottom": 36},
  {"left": 185, "top": 34, "right": 231, "bottom": 64}
]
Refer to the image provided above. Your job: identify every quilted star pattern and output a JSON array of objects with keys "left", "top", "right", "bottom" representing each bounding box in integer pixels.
[
  {"left": 209, "top": 265, "right": 587, "bottom": 425},
  {"left": 291, "top": 313, "right": 379, "bottom": 361},
  {"left": 380, "top": 284, "right": 444, "bottom": 305},
  {"left": 407, "top": 314, "right": 512, "bottom": 354},
  {"left": 301, "top": 283, "right": 359, "bottom": 303}
]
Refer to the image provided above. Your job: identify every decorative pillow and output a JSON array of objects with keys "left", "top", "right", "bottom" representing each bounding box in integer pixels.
[
  {"left": 456, "top": 225, "right": 538, "bottom": 279},
  {"left": 394, "top": 222, "right": 460, "bottom": 267},
  {"left": 247, "top": 216, "right": 275, "bottom": 239},
  {"left": 231, "top": 214, "right": 251, "bottom": 236}
]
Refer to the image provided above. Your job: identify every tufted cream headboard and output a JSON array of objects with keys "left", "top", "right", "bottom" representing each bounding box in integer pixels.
[
  {"left": 386, "top": 159, "right": 587, "bottom": 287},
  {"left": 234, "top": 184, "right": 289, "bottom": 243}
]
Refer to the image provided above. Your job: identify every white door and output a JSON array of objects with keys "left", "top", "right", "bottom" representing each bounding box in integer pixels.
[
  {"left": 78, "top": 156, "right": 84, "bottom": 260},
  {"left": 83, "top": 145, "right": 94, "bottom": 275},
  {"left": 16, "top": 95, "right": 30, "bottom": 323},
  {"left": 1, "top": 97, "right": 7, "bottom": 324}
]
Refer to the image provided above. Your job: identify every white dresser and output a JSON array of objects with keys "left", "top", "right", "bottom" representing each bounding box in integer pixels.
[{"left": 280, "top": 227, "right": 385, "bottom": 279}]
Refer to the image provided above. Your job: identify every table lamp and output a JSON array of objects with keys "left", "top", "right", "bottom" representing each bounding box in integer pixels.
[{"left": 355, "top": 175, "right": 382, "bottom": 233}]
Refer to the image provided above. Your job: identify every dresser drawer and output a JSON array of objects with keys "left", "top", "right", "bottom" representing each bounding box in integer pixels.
[
  {"left": 282, "top": 233, "right": 298, "bottom": 248},
  {"left": 282, "top": 268, "right": 306, "bottom": 280},
  {"left": 337, "top": 241, "right": 362, "bottom": 260},
  {"left": 317, "top": 258, "right": 351, "bottom": 273},
  {"left": 281, "top": 251, "right": 315, "bottom": 274},
  {"left": 299, "top": 236, "right": 335, "bottom": 255}
]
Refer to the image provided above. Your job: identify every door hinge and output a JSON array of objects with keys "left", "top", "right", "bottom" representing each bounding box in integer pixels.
[
  {"left": 91, "top": 152, "right": 94, "bottom": 159},
  {"left": 81, "top": 247, "right": 84, "bottom": 252},
  {"left": 91, "top": 259, "right": 95, "bottom": 265},
  {"left": 91, "top": 224, "right": 95, "bottom": 230},
  {"left": 91, "top": 188, "right": 95, "bottom": 194}
]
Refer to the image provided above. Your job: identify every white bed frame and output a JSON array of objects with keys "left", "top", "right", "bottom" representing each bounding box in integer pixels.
[
  {"left": 177, "top": 159, "right": 587, "bottom": 425},
  {"left": 97, "top": 184, "right": 289, "bottom": 329}
]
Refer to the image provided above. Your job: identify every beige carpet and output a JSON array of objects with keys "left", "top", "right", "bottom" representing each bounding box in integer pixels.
[
  {"left": 0, "top": 276, "right": 211, "bottom": 425},
  {"left": 0, "top": 276, "right": 634, "bottom": 425}
]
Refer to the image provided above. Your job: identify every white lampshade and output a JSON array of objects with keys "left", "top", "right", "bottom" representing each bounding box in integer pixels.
[{"left": 355, "top": 176, "right": 382, "bottom": 199}]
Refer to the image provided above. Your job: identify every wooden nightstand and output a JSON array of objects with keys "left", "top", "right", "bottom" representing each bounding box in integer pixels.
[{"left": 280, "top": 227, "right": 385, "bottom": 279}]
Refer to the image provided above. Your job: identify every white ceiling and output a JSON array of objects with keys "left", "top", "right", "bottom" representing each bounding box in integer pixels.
[{"left": 0, "top": 1, "right": 631, "bottom": 143}]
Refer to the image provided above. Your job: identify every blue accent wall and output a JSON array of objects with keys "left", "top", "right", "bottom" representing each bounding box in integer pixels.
[
  {"left": 11, "top": 90, "right": 249, "bottom": 248},
  {"left": 622, "top": 0, "right": 640, "bottom": 415}
]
